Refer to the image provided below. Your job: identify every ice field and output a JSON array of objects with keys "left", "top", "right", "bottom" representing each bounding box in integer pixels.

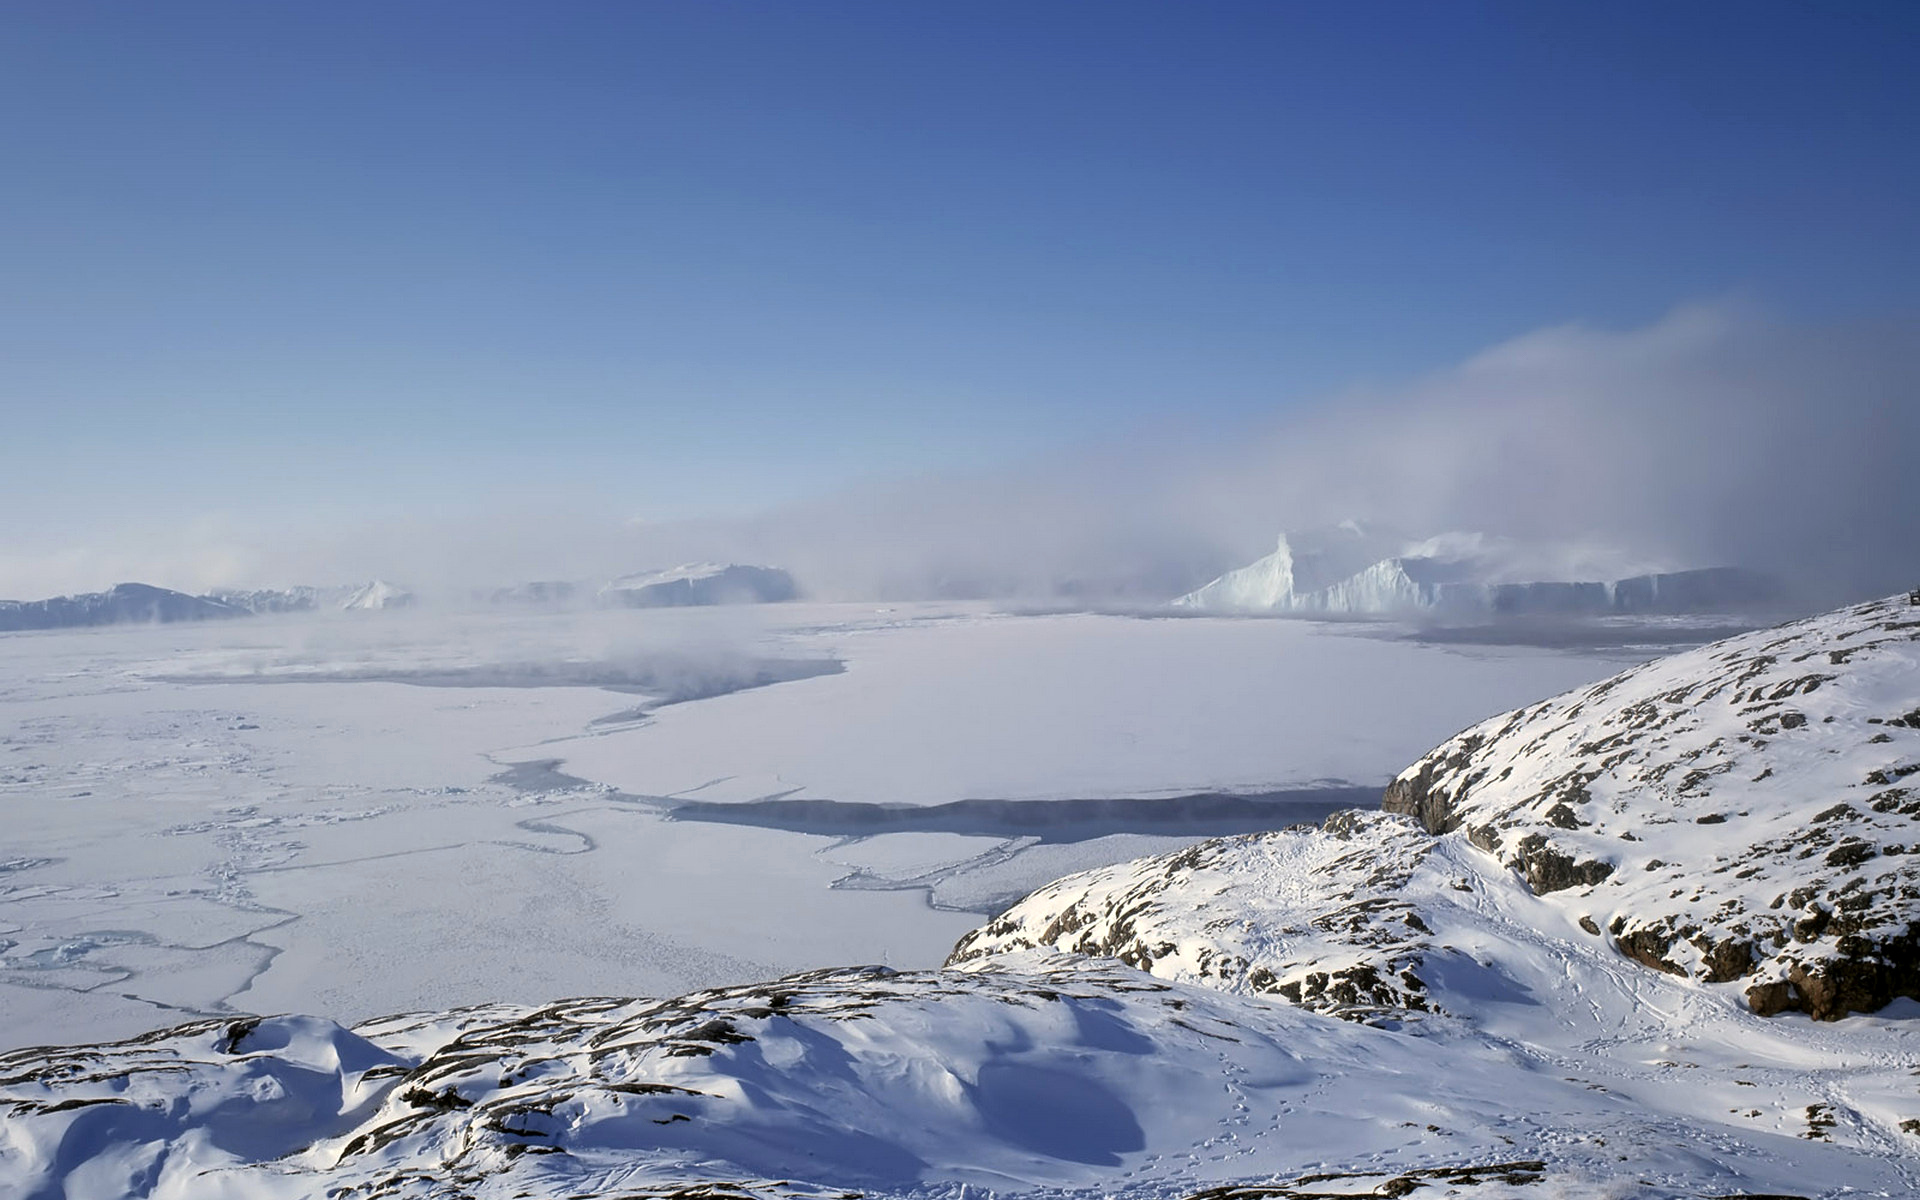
[{"left": 0, "top": 603, "right": 1642, "bottom": 1052}]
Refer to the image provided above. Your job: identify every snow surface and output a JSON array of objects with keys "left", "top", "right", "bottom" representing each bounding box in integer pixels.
[
  {"left": 0, "top": 603, "right": 1628, "bottom": 1052},
  {"left": 12, "top": 600, "right": 1909, "bottom": 1198},
  {"left": 6, "top": 952, "right": 1914, "bottom": 1199},
  {"left": 536, "top": 606, "right": 1630, "bottom": 807}
]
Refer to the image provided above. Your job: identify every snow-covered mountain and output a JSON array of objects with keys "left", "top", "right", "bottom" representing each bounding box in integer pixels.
[
  {"left": 601, "top": 563, "right": 797, "bottom": 607},
  {"left": 1176, "top": 527, "right": 1776, "bottom": 618},
  {"left": 0, "top": 582, "right": 246, "bottom": 631}
]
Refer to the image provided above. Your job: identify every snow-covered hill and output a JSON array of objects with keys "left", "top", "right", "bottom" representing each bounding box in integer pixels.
[
  {"left": 949, "top": 808, "right": 1445, "bottom": 1017},
  {"left": 961, "top": 594, "right": 1920, "bottom": 1022},
  {"left": 4, "top": 956, "right": 1911, "bottom": 1200},
  {"left": 1380, "top": 591, "right": 1920, "bottom": 1019},
  {"left": 601, "top": 563, "right": 797, "bottom": 607},
  {"left": 1176, "top": 528, "right": 1775, "bottom": 619}
]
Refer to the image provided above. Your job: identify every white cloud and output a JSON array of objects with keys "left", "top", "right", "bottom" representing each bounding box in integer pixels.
[{"left": 6, "top": 303, "right": 1913, "bottom": 606}]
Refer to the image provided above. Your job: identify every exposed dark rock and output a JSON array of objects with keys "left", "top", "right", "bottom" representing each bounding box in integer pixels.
[{"left": 1510, "top": 834, "right": 1613, "bottom": 894}]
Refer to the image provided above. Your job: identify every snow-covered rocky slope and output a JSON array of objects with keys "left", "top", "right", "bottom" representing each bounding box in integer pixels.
[
  {"left": 960, "top": 594, "right": 1920, "bottom": 1021},
  {"left": 4, "top": 956, "right": 1910, "bottom": 1200},
  {"left": 1380, "top": 591, "right": 1920, "bottom": 1019},
  {"left": 949, "top": 808, "right": 1448, "bottom": 1017},
  {"left": 1176, "top": 529, "right": 1774, "bottom": 619},
  {"left": 602, "top": 563, "right": 798, "bottom": 607}
]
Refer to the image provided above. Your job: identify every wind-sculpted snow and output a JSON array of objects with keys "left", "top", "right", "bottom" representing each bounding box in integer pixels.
[
  {"left": 5, "top": 957, "right": 1912, "bottom": 1200},
  {"left": 1380, "top": 593, "right": 1920, "bottom": 1019}
]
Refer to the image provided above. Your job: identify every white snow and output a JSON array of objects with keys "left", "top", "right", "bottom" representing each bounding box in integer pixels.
[
  {"left": 8, "top": 597, "right": 1913, "bottom": 1198},
  {"left": 0, "top": 603, "right": 1633, "bottom": 1053},
  {"left": 536, "top": 606, "right": 1628, "bottom": 806}
]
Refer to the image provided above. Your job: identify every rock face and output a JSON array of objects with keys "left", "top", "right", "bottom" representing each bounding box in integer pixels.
[
  {"left": 1383, "top": 593, "right": 1920, "bottom": 1019},
  {"left": 0, "top": 582, "right": 247, "bottom": 631},
  {"left": 601, "top": 563, "right": 797, "bottom": 607}
]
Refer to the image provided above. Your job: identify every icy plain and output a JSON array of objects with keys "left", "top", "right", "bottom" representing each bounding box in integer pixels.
[{"left": 0, "top": 602, "right": 1636, "bottom": 1053}]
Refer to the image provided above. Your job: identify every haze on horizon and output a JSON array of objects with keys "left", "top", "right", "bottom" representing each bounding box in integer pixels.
[{"left": 2, "top": 3, "right": 1916, "bottom": 603}]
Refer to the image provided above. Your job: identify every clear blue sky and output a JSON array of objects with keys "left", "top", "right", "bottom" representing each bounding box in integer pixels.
[{"left": 2, "top": 2, "right": 1915, "bottom": 544}]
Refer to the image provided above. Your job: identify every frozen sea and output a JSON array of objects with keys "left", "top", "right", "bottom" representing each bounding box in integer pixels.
[{"left": 0, "top": 601, "right": 1657, "bottom": 1051}]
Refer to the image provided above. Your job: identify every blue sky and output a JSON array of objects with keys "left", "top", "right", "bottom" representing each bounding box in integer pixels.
[{"left": 1, "top": 3, "right": 1916, "bottom": 588}]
